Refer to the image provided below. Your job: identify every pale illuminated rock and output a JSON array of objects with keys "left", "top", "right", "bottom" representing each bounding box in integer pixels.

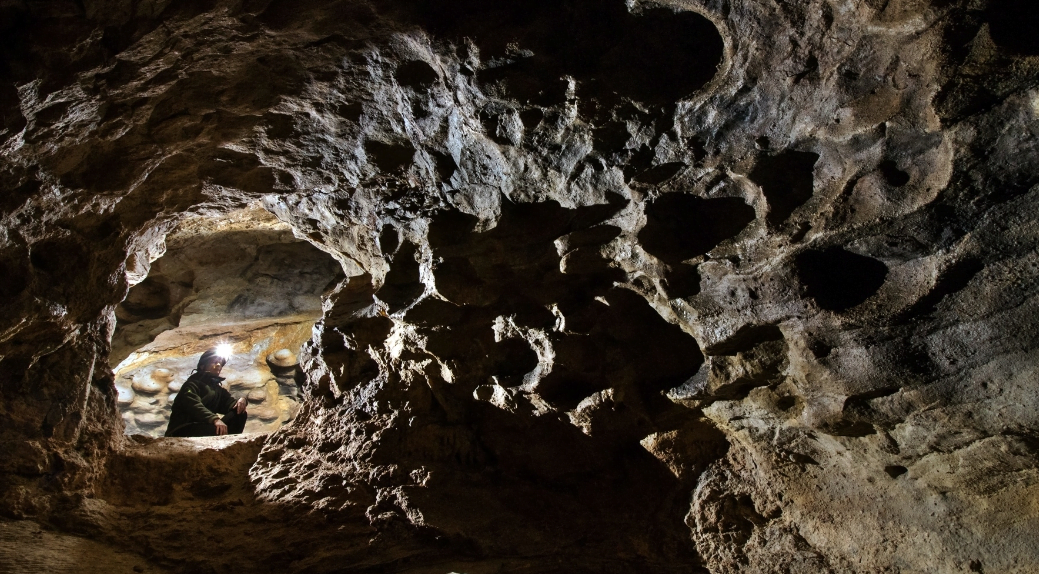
[
  {"left": 115, "top": 386, "right": 135, "bottom": 406},
  {"left": 131, "top": 377, "right": 165, "bottom": 394},
  {"left": 134, "top": 413, "right": 166, "bottom": 428},
  {"left": 267, "top": 348, "right": 298, "bottom": 368},
  {"left": 250, "top": 406, "right": 280, "bottom": 422}
]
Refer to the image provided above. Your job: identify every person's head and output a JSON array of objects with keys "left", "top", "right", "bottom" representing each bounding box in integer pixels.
[{"left": 197, "top": 347, "right": 228, "bottom": 375}]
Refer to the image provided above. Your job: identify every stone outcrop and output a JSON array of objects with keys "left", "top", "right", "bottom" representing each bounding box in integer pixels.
[{"left": 2, "top": 0, "right": 1039, "bottom": 572}]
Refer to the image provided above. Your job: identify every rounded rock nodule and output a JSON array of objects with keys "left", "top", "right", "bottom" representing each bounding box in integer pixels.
[
  {"left": 116, "top": 385, "right": 135, "bottom": 405},
  {"left": 131, "top": 377, "right": 165, "bottom": 394},
  {"left": 267, "top": 348, "right": 298, "bottom": 368},
  {"left": 135, "top": 412, "right": 166, "bottom": 428},
  {"left": 251, "top": 406, "right": 280, "bottom": 422}
]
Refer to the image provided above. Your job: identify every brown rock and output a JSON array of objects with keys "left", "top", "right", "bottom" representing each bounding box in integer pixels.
[{"left": 2, "top": 1, "right": 1038, "bottom": 573}]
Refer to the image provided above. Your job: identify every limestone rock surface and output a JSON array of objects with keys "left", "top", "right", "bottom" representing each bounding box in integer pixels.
[{"left": 2, "top": 0, "right": 1039, "bottom": 573}]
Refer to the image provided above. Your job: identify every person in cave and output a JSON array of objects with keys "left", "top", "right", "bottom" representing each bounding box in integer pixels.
[{"left": 164, "top": 347, "right": 248, "bottom": 437}]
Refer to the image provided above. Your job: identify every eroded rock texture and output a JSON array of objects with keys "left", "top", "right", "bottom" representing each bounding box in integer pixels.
[{"left": 2, "top": 0, "right": 1039, "bottom": 572}]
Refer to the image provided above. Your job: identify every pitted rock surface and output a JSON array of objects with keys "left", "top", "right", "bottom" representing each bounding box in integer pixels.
[{"left": 2, "top": 1, "right": 1039, "bottom": 573}]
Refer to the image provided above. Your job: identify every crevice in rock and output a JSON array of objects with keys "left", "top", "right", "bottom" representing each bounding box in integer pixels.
[
  {"left": 895, "top": 257, "right": 984, "bottom": 322},
  {"left": 669, "top": 327, "right": 787, "bottom": 406},
  {"left": 703, "top": 324, "right": 784, "bottom": 357},
  {"left": 631, "top": 162, "right": 687, "bottom": 186}
]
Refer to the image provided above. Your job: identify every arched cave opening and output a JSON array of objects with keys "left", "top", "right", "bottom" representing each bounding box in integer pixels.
[{"left": 111, "top": 206, "right": 343, "bottom": 436}]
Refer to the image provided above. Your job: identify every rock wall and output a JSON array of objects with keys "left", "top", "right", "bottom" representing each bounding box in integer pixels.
[{"left": 1, "top": 0, "right": 1038, "bottom": 572}]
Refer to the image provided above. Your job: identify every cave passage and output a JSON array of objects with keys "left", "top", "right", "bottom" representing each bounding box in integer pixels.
[{"left": 111, "top": 209, "right": 343, "bottom": 436}]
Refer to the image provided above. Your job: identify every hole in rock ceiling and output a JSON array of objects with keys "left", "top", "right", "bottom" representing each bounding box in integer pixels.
[
  {"left": 749, "top": 150, "right": 820, "bottom": 229},
  {"left": 111, "top": 206, "right": 343, "bottom": 437},
  {"left": 638, "top": 193, "right": 756, "bottom": 265},
  {"left": 795, "top": 247, "right": 888, "bottom": 312},
  {"left": 986, "top": 0, "right": 1039, "bottom": 55},
  {"left": 396, "top": 0, "right": 724, "bottom": 105},
  {"left": 878, "top": 160, "right": 910, "bottom": 188}
]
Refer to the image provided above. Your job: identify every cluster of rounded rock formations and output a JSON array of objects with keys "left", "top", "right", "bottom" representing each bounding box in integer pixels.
[{"left": 2, "top": 0, "right": 1039, "bottom": 573}]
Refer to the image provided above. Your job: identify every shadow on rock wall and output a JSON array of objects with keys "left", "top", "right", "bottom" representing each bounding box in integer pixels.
[{"left": 256, "top": 197, "right": 728, "bottom": 563}]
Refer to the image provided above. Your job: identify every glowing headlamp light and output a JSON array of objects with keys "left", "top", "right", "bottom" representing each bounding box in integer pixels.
[{"left": 215, "top": 343, "right": 234, "bottom": 360}]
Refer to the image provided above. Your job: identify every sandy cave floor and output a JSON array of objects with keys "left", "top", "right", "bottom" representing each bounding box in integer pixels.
[
  {"left": 4, "top": 434, "right": 665, "bottom": 574},
  {"left": 0, "top": 519, "right": 171, "bottom": 574}
]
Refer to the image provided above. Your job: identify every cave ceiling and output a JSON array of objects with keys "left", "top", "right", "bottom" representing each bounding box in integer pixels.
[{"left": 2, "top": 0, "right": 1039, "bottom": 573}]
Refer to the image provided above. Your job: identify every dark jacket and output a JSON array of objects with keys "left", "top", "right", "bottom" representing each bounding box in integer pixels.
[{"left": 165, "top": 372, "right": 236, "bottom": 436}]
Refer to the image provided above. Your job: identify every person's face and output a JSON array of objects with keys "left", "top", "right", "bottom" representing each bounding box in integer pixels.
[{"left": 202, "top": 360, "right": 224, "bottom": 375}]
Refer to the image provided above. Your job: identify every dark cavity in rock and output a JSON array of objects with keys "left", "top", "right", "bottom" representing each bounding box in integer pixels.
[
  {"left": 120, "top": 277, "right": 172, "bottom": 319},
  {"left": 884, "top": 465, "right": 908, "bottom": 478},
  {"left": 663, "top": 264, "right": 702, "bottom": 299},
  {"left": 377, "top": 241, "right": 424, "bottom": 312},
  {"left": 749, "top": 150, "right": 820, "bottom": 228},
  {"left": 547, "top": 289, "right": 704, "bottom": 407},
  {"left": 795, "top": 247, "right": 888, "bottom": 311},
  {"left": 365, "top": 140, "right": 416, "bottom": 174},
  {"left": 379, "top": 225, "right": 400, "bottom": 255},
  {"left": 403, "top": 0, "right": 723, "bottom": 104},
  {"left": 490, "top": 338, "right": 540, "bottom": 384},
  {"left": 396, "top": 60, "right": 440, "bottom": 89},
  {"left": 987, "top": 0, "right": 1039, "bottom": 55},
  {"left": 878, "top": 160, "right": 910, "bottom": 188},
  {"left": 639, "top": 194, "right": 756, "bottom": 264}
]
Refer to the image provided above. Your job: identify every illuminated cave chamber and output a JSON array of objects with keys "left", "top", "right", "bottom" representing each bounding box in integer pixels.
[{"left": 111, "top": 206, "right": 343, "bottom": 436}]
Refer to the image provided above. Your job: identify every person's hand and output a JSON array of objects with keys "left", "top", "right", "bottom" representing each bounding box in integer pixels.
[
  {"left": 214, "top": 419, "right": 228, "bottom": 435},
  {"left": 235, "top": 397, "right": 247, "bottom": 414}
]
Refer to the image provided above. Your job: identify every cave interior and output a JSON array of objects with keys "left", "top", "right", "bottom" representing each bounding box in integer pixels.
[{"left": 2, "top": 0, "right": 1039, "bottom": 573}]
